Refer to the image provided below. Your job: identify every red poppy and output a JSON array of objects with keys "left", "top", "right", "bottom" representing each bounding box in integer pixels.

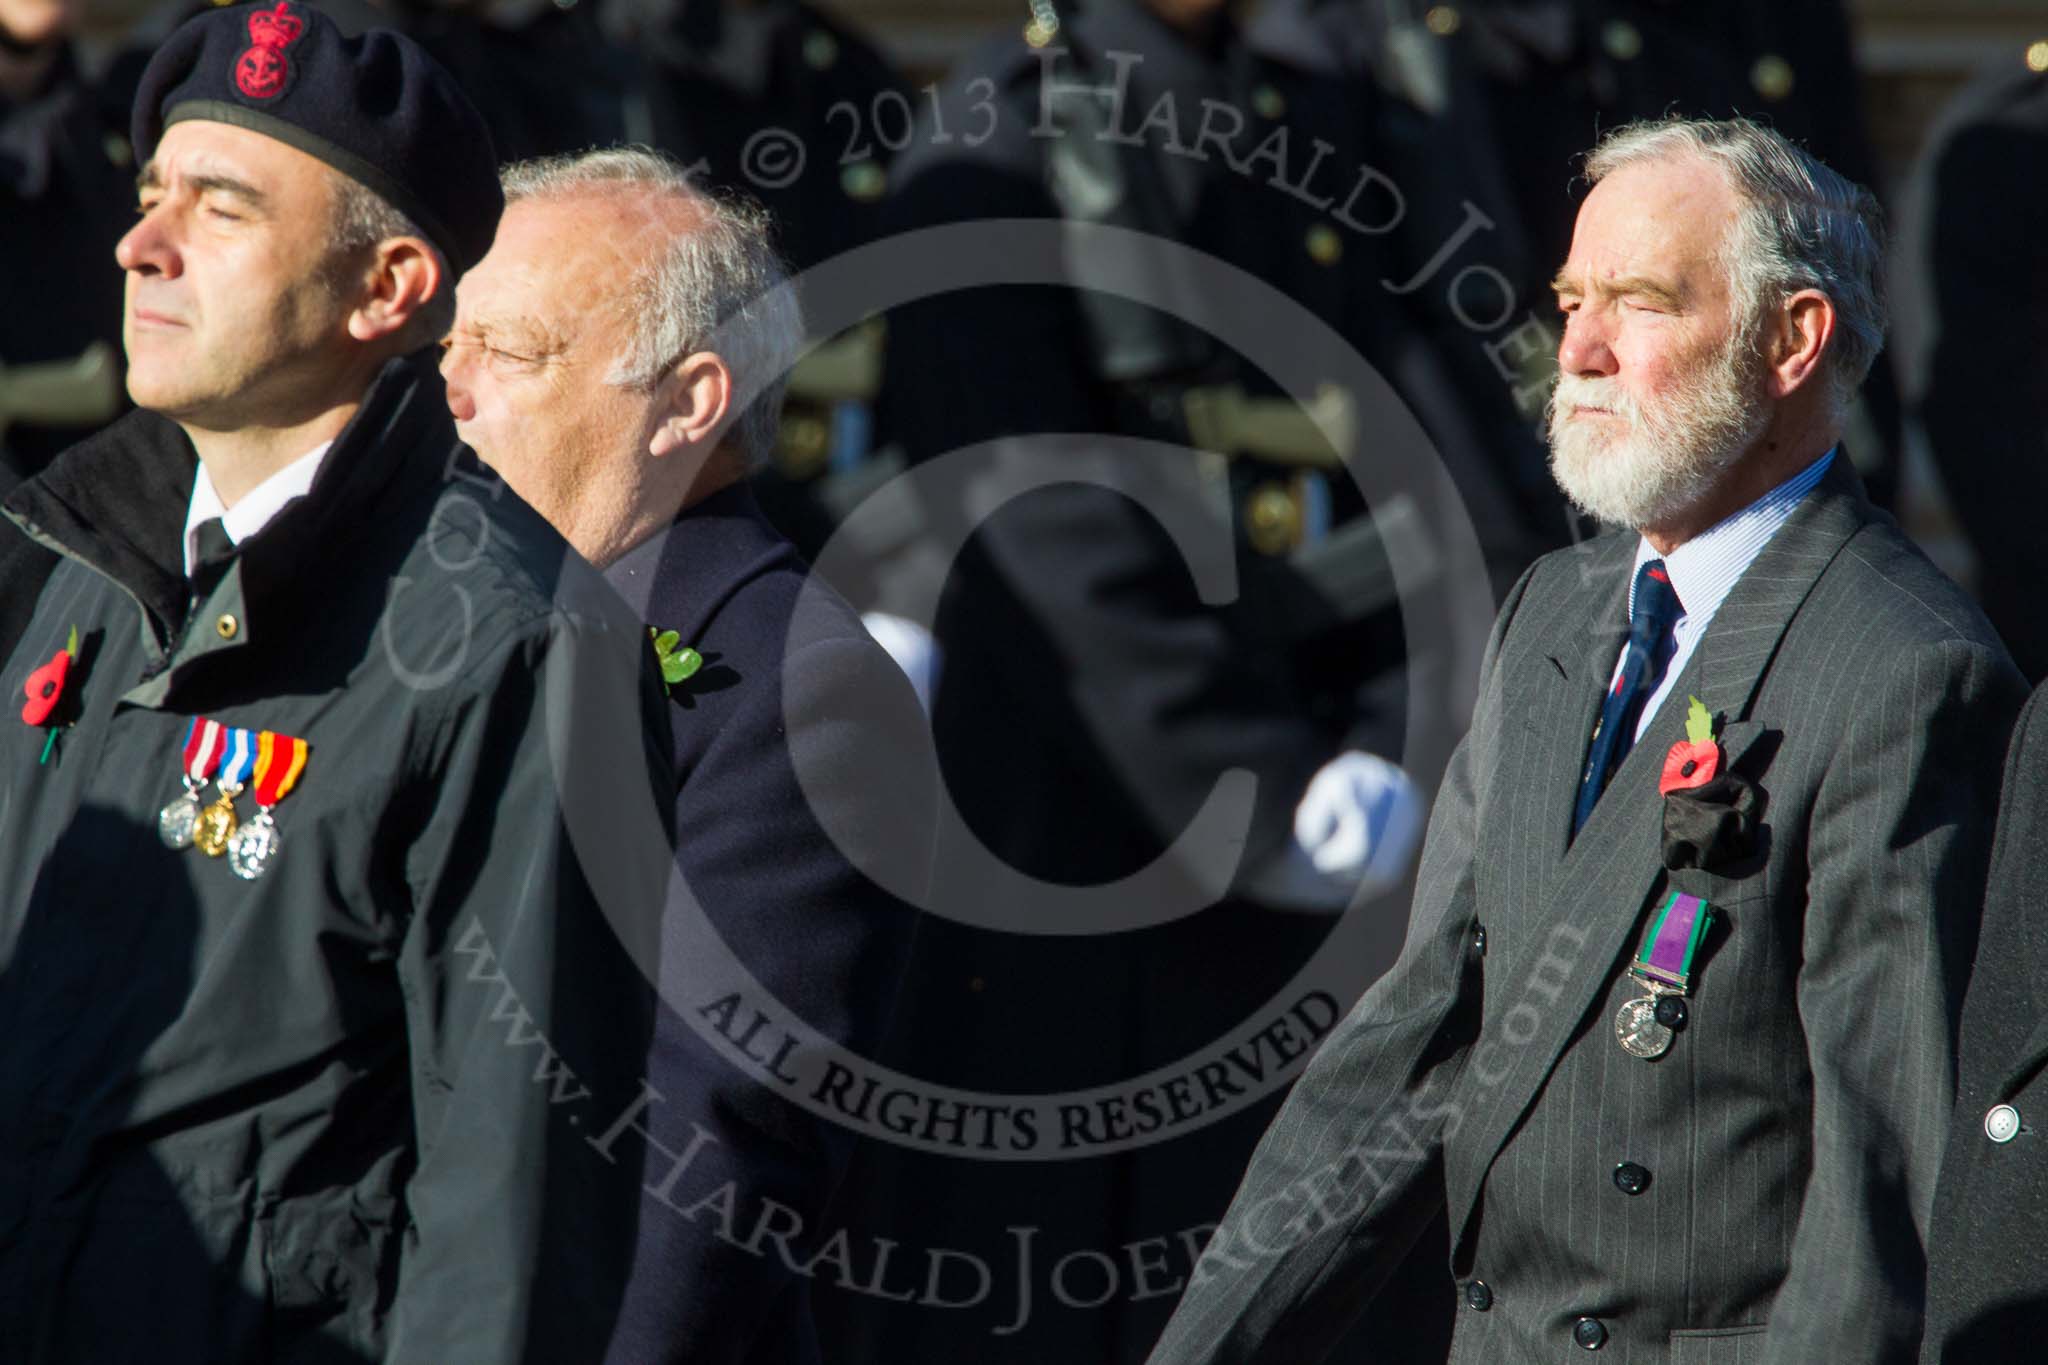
[
  {"left": 1659, "top": 738, "right": 1720, "bottom": 795},
  {"left": 21, "top": 649, "right": 72, "bottom": 727}
]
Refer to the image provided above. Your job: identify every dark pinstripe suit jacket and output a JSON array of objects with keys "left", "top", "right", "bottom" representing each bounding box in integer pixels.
[{"left": 1148, "top": 458, "right": 2026, "bottom": 1365}]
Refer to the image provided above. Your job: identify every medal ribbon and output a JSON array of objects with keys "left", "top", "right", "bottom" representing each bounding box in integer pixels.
[
  {"left": 219, "top": 727, "right": 258, "bottom": 788},
  {"left": 182, "top": 717, "right": 226, "bottom": 783},
  {"left": 251, "top": 731, "right": 308, "bottom": 808},
  {"left": 1631, "top": 890, "right": 1713, "bottom": 992}
]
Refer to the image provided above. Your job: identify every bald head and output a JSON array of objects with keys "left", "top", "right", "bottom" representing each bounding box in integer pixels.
[{"left": 443, "top": 148, "right": 800, "bottom": 567}]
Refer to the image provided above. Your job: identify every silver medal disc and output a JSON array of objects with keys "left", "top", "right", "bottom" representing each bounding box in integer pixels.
[
  {"left": 1615, "top": 996, "right": 1673, "bottom": 1059},
  {"left": 158, "top": 790, "right": 202, "bottom": 850},
  {"left": 227, "top": 812, "right": 280, "bottom": 881}
]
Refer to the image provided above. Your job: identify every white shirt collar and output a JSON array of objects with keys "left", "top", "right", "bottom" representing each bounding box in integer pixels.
[
  {"left": 1627, "top": 446, "right": 1838, "bottom": 635},
  {"left": 182, "top": 441, "right": 333, "bottom": 578},
  {"left": 1614, "top": 447, "right": 1837, "bottom": 742}
]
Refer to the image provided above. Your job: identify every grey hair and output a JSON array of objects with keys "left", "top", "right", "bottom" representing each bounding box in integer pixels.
[
  {"left": 329, "top": 177, "right": 454, "bottom": 347},
  {"left": 1585, "top": 117, "right": 1888, "bottom": 415},
  {"left": 499, "top": 147, "right": 802, "bottom": 471}
]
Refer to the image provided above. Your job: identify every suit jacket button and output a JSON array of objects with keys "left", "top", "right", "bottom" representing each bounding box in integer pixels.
[
  {"left": 1574, "top": 1316, "right": 1608, "bottom": 1350},
  {"left": 1470, "top": 923, "right": 1487, "bottom": 955},
  {"left": 1612, "top": 1161, "right": 1651, "bottom": 1196},
  {"left": 1464, "top": 1280, "right": 1493, "bottom": 1311},
  {"left": 1987, "top": 1104, "right": 2022, "bottom": 1144},
  {"left": 1653, "top": 995, "right": 1687, "bottom": 1030}
]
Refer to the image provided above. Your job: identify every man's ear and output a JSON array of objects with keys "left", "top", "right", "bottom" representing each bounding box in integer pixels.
[
  {"left": 650, "top": 351, "right": 734, "bottom": 457},
  {"left": 1764, "top": 288, "right": 1835, "bottom": 399},
  {"left": 347, "top": 236, "right": 441, "bottom": 344}
]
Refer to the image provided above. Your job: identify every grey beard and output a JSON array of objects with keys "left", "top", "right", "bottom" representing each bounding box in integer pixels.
[{"left": 1546, "top": 340, "right": 1768, "bottom": 532}]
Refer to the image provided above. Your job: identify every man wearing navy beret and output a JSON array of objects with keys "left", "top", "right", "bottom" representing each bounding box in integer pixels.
[{"left": 0, "top": 4, "right": 671, "bottom": 1360}]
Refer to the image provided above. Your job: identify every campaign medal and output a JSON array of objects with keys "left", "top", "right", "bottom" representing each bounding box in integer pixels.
[
  {"left": 194, "top": 726, "right": 257, "bottom": 858},
  {"left": 1615, "top": 889, "right": 1712, "bottom": 1060},
  {"left": 228, "top": 730, "right": 308, "bottom": 881},
  {"left": 160, "top": 717, "right": 227, "bottom": 849}
]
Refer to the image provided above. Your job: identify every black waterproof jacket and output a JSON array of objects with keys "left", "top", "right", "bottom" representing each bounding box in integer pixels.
[{"left": 0, "top": 353, "right": 672, "bottom": 1362}]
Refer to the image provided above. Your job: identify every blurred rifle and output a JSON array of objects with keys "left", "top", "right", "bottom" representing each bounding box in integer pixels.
[{"left": 0, "top": 342, "right": 122, "bottom": 443}]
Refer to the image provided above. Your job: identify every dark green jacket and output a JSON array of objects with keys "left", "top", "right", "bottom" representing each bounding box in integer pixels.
[{"left": 0, "top": 354, "right": 671, "bottom": 1363}]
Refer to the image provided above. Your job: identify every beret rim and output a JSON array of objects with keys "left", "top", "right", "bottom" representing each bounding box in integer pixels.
[{"left": 163, "top": 99, "right": 471, "bottom": 273}]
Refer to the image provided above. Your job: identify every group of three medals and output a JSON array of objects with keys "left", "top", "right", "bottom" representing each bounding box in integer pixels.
[{"left": 158, "top": 716, "right": 307, "bottom": 880}]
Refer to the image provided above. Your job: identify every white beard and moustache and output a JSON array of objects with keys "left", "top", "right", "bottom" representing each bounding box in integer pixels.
[{"left": 1546, "top": 328, "right": 1770, "bottom": 532}]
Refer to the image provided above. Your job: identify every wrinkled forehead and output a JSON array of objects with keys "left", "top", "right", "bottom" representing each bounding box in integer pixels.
[
  {"left": 1565, "top": 154, "right": 1741, "bottom": 298},
  {"left": 457, "top": 189, "right": 696, "bottom": 336}
]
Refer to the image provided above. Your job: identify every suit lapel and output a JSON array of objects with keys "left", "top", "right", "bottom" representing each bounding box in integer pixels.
[
  {"left": 1512, "top": 537, "right": 1633, "bottom": 890},
  {"left": 1445, "top": 456, "right": 1876, "bottom": 1250},
  {"left": 1685, "top": 458, "right": 1871, "bottom": 725}
]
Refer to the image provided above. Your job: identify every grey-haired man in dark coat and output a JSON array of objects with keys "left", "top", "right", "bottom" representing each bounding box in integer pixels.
[{"left": 442, "top": 146, "right": 935, "bottom": 1365}]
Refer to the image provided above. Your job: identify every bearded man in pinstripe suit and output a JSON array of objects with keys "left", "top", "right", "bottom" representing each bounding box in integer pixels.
[{"left": 1147, "top": 116, "right": 2026, "bottom": 1365}]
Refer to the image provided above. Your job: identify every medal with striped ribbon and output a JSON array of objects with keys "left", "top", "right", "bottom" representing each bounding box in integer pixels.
[
  {"left": 227, "top": 731, "right": 308, "bottom": 881},
  {"left": 194, "top": 726, "right": 258, "bottom": 857},
  {"left": 159, "top": 717, "right": 226, "bottom": 850}
]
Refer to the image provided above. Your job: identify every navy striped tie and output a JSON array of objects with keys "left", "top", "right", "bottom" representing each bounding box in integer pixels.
[{"left": 1573, "top": 559, "right": 1682, "bottom": 835}]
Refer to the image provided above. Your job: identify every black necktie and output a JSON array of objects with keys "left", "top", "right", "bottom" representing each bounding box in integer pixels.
[
  {"left": 1573, "top": 559, "right": 1683, "bottom": 835},
  {"left": 189, "top": 516, "right": 236, "bottom": 595}
]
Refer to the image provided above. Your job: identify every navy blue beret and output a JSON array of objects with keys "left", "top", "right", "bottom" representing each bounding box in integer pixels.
[{"left": 132, "top": 1, "right": 502, "bottom": 275}]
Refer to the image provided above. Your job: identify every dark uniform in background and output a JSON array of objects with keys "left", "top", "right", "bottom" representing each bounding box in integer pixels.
[
  {"left": 1924, "top": 682, "right": 2048, "bottom": 1362},
  {"left": 820, "top": 2, "right": 1457, "bottom": 1360},
  {"left": 604, "top": 0, "right": 907, "bottom": 274},
  {"left": 1907, "top": 72, "right": 2048, "bottom": 1347},
  {"left": 1898, "top": 62, "right": 2048, "bottom": 681},
  {"left": 389, "top": 0, "right": 630, "bottom": 160},
  {"left": 1242, "top": 0, "right": 1572, "bottom": 598},
  {"left": 0, "top": 42, "right": 128, "bottom": 483},
  {"left": 0, "top": 24, "right": 132, "bottom": 667},
  {"left": 607, "top": 0, "right": 913, "bottom": 570},
  {"left": 1342, "top": 0, "right": 1903, "bottom": 511}
]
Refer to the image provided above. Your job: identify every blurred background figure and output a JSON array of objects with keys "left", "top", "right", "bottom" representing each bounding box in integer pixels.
[
  {"left": 823, "top": 1, "right": 1452, "bottom": 1359},
  {"left": 0, "top": 0, "right": 128, "bottom": 660},
  {"left": 604, "top": 0, "right": 907, "bottom": 273},
  {"left": 599, "top": 0, "right": 914, "bottom": 570},
  {"left": 1298, "top": 0, "right": 1901, "bottom": 532},
  {"left": 1897, "top": 53, "right": 2048, "bottom": 681},
  {"left": 386, "top": 0, "right": 630, "bottom": 159},
  {"left": 0, "top": 0, "right": 128, "bottom": 486}
]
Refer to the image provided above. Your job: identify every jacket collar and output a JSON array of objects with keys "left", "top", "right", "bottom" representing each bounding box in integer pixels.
[
  {"left": 1443, "top": 454, "right": 1876, "bottom": 1254},
  {"left": 2, "top": 350, "right": 452, "bottom": 663},
  {"left": 602, "top": 480, "right": 795, "bottom": 643}
]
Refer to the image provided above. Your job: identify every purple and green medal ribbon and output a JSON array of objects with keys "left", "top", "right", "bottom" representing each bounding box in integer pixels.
[{"left": 1632, "top": 889, "right": 1712, "bottom": 992}]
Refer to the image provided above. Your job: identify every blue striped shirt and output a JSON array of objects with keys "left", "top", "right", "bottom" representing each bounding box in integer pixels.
[{"left": 1618, "top": 447, "right": 1836, "bottom": 741}]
